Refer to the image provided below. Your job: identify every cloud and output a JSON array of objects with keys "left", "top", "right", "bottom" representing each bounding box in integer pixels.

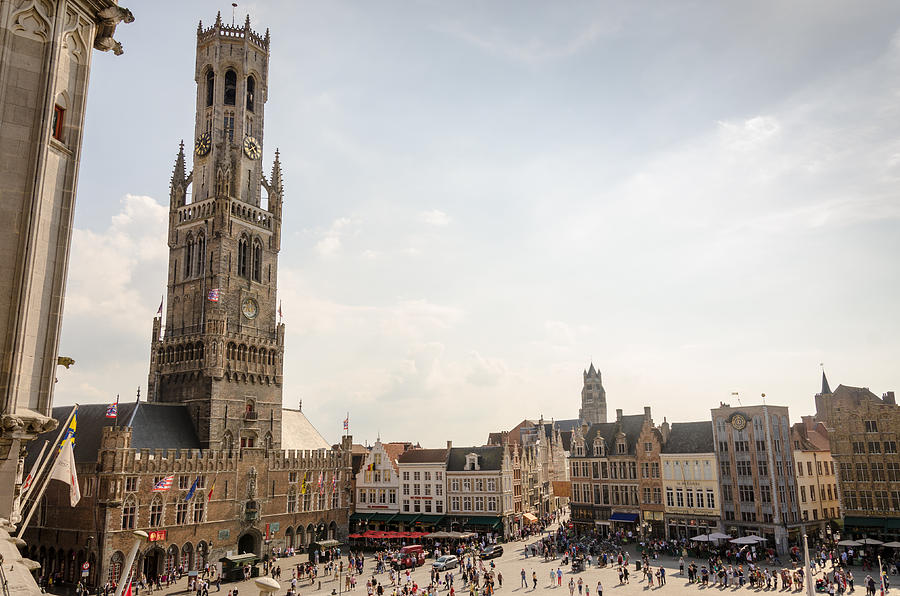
[
  {"left": 420, "top": 209, "right": 451, "bottom": 227},
  {"left": 466, "top": 351, "right": 507, "bottom": 387},
  {"left": 314, "top": 216, "right": 357, "bottom": 257}
]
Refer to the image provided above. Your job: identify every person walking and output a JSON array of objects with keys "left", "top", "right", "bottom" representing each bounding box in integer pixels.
[
  {"left": 521, "top": 569, "right": 527, "bottom": 589},
  {"left": 568, "top": 578, "right": 575, "bottom": 596},
  {"left": 532, "top": 571, "right": 538, "bottom": 590},
  {"left": 596, "top": 581, "right": 602, "bottom": 596}
]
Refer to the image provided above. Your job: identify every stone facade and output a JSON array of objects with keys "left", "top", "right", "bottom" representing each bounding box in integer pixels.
[
  {"left": 579, "top": 363, "right": 606, "bottom": 425},
  {"left": 711, "top": 403, "right": 800, "bottom": 554},
  {"left": 0, "top": 0, "right": 131, "bottom": 529},
  {"left": 814, "top": 382, "right": 900, "bottom": 540}
]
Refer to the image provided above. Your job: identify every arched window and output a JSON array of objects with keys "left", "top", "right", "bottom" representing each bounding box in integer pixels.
[
  {"left": 287, "top": 487, "right": 297, "bottom": 513},
  {"left": 149, "top": 497, "right": 163, "bottom": 527},
  {"left": 246, "top": 76, "right": 255, "bottom": 112},
  {"left": 264, "top": 431, "right": 273, "bottom": 451},
  {"left": 206, "top": 69, "right": 215, "bottom": 107},
  {"left": 121, "top": 496, "right": 136, "bottom": 530},
  {"left": 252, "top": 240, "right": 262, "bottom": 282},
  {"left": 196, "top": 233, "right": 206, "bottom": 275},
  {"left": 237, "top": 236, "right": 249, "bottom": 277},
  {"left": 224, "top": 69, "right": 237, "bottom": 106},
  {"left": 196, "top": 341, "right": 204, "bottom": 361},
  {"left": 259, "top": 348, "right": 267, "bottom": 366},
  {"left": 185, "top": 235, "right": 194, "bottom": 278}
]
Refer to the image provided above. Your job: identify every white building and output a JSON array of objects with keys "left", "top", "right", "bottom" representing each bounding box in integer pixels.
[
  {"left": 354, "top": 439, "right": 401, "bottom": 517},
  {"left": 397, "top": 447, "right": 449, "bottom": 528}
]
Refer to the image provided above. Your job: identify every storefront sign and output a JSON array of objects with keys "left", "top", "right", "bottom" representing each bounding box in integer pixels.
[
  {"left": 218, "top": 529, "right": 230, "bottom": 541},
  {"left": 270, "top": 522, "right": 280, "bottom": 532},
  {"left": 148, "top": 530, "right": 167, "bottom": 542}
]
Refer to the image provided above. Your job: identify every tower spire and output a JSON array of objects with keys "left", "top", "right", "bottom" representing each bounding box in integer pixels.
[
  {"left": 172, "top": 140, "right": 186, "bottom": 183},
  {"left": 270, "top": 148, "right": 283, "bottom": 193},
  {"left": 821, "top": 369, "right": 831, "bottom": 395}
]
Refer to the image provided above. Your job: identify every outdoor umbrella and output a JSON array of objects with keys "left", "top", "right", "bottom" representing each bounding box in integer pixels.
[
  {"left": 730, "top": 536, "right": 760, "bottom": 545},
  {"left": 745, "top": 535, "right": 766, "bottom": 543},
  {"left": 837, "top": 540, "right": 861, "bottom": 546},
  {"left": 709, "top": 532, "right": 732, "bottom": 540},
  {"left": 691, "top": 535, "right": 712, "bottom": 542},
  {"left": 882, "top": 542, "right": 900, "bottom": 548},
  {"left": 859, "top": 538, "right": 884, "bottom": 545}
]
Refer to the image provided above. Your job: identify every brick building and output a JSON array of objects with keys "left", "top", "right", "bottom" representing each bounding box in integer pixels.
[
  {"left": 791, "top": 416, "right": 839, "bottom": 535},
  {"left": 20, "top": 15, "right": 352, "bottom": 589},
  {"left": 814, "top": 379, "right": 900, "bottom": 540}
]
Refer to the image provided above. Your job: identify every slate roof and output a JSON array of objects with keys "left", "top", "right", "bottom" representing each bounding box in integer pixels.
[
  {"left": 447, "top": 446, "right": 503, "bottom": 471},
  {"left": 559, "top": 430, "right": 572, "bottom": 452},
  {"left": 580, "top": 414, "right": 646, "bottom": 455},
  {"left": 281, "top": 408, "right": 330, "bottom": 451},
  {"left": 27, "top": 401, "right": 201, "bottom": 466},
  {"left": 661, "top": 421, "right": 714, "bottom": 454},
  {"left": 543, "top": 419, "right": 580, "bottom": 437},
  {"left": 397, "top": 448, "right": 448, "bottom": 464}
]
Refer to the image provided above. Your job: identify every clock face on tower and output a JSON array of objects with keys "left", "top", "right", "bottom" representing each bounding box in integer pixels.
[
  {"left": 243, "top": 136, "right": 261, "bottom": 160},
  {"left": 194, "top": 132, "right": 211, "bottom": 157},
  {"left": 241, "top": 297, "right": 259, "bottom": 320},
  {"left": 730, "top": 413, "right": 747, "bottom": 431}
]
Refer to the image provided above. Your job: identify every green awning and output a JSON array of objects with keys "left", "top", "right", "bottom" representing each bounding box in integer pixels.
[
  {"left": 844, "top": 516, "right": 886, "bottom": 528},
  {"left": 414, "top": 515, "right": 445, "bottom": 524},
  {"left": 463, "top": 516, "right": 501, "bottom": 527},
  {"left": 885, "top": 519, "right": 900, "bottom": 529},
  {"left": 391, "top": 514, "right": 421, "bottom": 523},
  {"left": 350, "top": 512, "right": 396, "bottom": 522}
]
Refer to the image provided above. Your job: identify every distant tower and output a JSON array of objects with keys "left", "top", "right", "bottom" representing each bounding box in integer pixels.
[
  {"left": 579, "top": 363, "right": 606, "bottom": 424},
  {"left": 147, "top": 14, "right": 284, "bottom": 451}
]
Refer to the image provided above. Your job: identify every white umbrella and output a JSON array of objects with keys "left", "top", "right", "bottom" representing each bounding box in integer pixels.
[
  {"left": 746, "top": 535, "right": 767, "bottom": 543},
  {"left": 691, "top": 535, "right": 712, "bottom": 542},
  {"left": 882, "top": 542, "right": 900, "bottom": 548},
  {"left": 730, "top": 536, "right": 759, "bottom": 545},
  {"left": 709, "top": 532, "right": 732, "bottom": 540},
  {"left": 837, "top": 540, "right": 862, "bottom": 546},
  {"left": 859, "top": 538, "right": 884, "bottom": 546}
]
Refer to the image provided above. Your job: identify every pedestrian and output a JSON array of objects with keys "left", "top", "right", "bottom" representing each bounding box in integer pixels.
[
  {"left": 569, "top": 578, "right": 575, "bottom": 596},
  {"left": 596, "top": 581, "right": 602, "bottom": 596},
  {"left": 557, "top": 568, "right": 562, "bottom": 587},
  {"left": 521, "top": 569, "right": 527, "bottom": 589},
  {"left": 533, "top": 571, "right": 538, "bottom": 590}
]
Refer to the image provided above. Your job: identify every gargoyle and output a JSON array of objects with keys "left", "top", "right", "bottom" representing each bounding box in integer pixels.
[{"left": 94, "top": 5, "right": 134, "bottom": 56}]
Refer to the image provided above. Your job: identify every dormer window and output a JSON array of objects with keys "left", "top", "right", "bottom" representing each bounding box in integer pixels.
[
  {"left": 465, "top": 453, "right": 480, "bottom": 471},
  {"left": 594, "top": 441, "right": 604, "bottom": 457},
  {"left": 617, "top": 441, "right": 626, "bottom": 454}
]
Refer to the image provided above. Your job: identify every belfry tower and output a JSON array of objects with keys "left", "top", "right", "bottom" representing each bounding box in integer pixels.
[
  {"left": 579, "top": 363, "right": 607, "bottom": 424},
  {"left": 148, "top": 13, "right": 284, "bottom": 451}
]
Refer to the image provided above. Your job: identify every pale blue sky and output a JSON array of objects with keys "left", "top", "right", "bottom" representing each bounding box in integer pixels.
[{"left": 58, "top": 1, "right": 900, "bottom": 446}]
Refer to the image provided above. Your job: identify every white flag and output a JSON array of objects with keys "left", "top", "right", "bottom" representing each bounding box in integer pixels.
[{"left": 49, "top": 440, "right": 80, "bottom": 507}]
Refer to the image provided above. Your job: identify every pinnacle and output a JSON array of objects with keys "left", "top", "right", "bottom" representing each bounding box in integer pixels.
[
  {"left": 215, "top": 11, "right": 222, "bottom": 26},
  {"left": 245, "top": 14, "right": 251, "bottom": 29}
]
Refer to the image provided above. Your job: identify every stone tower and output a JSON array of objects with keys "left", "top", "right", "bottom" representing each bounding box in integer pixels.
[
  {"left": 148, "top": 13, "right": 284, "bottom": 451},
  {"left": 579, "top": 363, "right": 606, "bottom": 424}
]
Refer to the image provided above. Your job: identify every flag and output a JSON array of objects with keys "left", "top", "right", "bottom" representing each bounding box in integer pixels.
[
  {"left": 207, "top": 288, "right": 220, "bottom": 302},
  {"left": 317, "top": 472, "right": 323, "bottom": 494},
  {"left": 21, "top": 449, "right": 42, "bottom": 493},
  {"left": 185, "top": 476, "right": 199, "bottom": 500},
  {"left": 343, "top": 416, "right": 349, "bottom": 431},
  {"left": 123, "top": 575, "right": 133, "bottom": 596},
  {"left": 49, "top": 440, "right": 81, "bottom": 507},
  {"left": 301, "top": 472, "right": 307, "bottom": 494},
  {"left": 59, "top": 412, "right": 77, "bottom": 453},
  {"left": 207, "top": 478, "right": 215, "bottom": 503},
  {"left": 156, "top": 296, "right": 163, "bottom": 316},
  {"left": 278, "top": 301, "right": 283, "bottom": 320},
  {"left": 331, "top": 471, "right": 336, "bottom": 491},
  {"left": 105, "top": 396, "right": 119, "bottom": 418},
  {"left": 152, "top": 474, "right": 174, "bottom": 492}
]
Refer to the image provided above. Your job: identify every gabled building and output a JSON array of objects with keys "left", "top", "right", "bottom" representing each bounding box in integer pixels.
[
  {"left": 396, "top": 447, "right": 449, "bottom": 531},
  {"left": 352, "top": 439, "right": 405, "bottom": 529},
  {"left": 814, "top": 378, "right": 900, "bottom": 541},
  {"left": 446, "top": 444, "right": 514, "bottom": 537},
  {"left": 791, "top": 416, "right": 839, "bottom": 534},
  {"left": 660, "top": 421, "right": 720, "bottom": 538}
]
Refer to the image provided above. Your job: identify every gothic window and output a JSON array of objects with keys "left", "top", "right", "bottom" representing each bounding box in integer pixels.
[
  {"left": 238, "top": 344, "right": 247, "bottom": 361},
  {"left": 224, "top": 111, "right": 235, "bottom": 142},
  {"left": 52, "top": 105, "right": 65, "bottom": 141},
  {"left": 222, "top": 431, "right": 234, "bottom": 453},
  {"left": 224, "top": 69, "right": 237, "bottom": 106},
  {"left": 246, "top": 76, "right": 255, "bottom": 112},
  {"left": 252, "top": 240, "right": 262, "bottom": 282},
  {"left": 175, "top": 500, "right": 188, "bottom": 524},
  {"left": 264, "top": 431, "right": 273, "bottom": 451},
  {"left": 192, "top": 501, "right": 205, "bottom": 523},
  {"left": 185, "top": 235, "right": 194, "bottom": 278},
  {"left": 149, "top": 497, "right": 163, "bottom": 527},
  {"left": 206, "top": 68, "right": 215, "bottom": 107},
  {"left": 166, "top": 347, "right": 173, "bottom": 363},
  {"left": 237, "top": 236, "right": 249, "bottom": 277},
  {"left": 195, "top": 341, "right": 204, "bottom": 361},
  {"left": 259, "top": 348, "right": 267, "bottom": 366},
  {"left": 287, "top": 488, "right": 297, "bottom": 513},
  {"left": 196, "top": 233, "right": 206, "bottom": 274},
  {"left": 226, "top": 342, "right": 235, "bottom": 360},
  {"left": 121, "top": 496, "right": 136, "bottom": 530}
]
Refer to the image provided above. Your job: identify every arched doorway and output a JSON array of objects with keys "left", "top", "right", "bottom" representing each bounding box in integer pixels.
[
  {"left": 197, "top": 542, "right": 209, "bottom": 572},
  {"left": 306, "top": 524, "right": 315, "bottom": 544},
  {"left": 328, "top": 521, "right": 337, "bottom": 540},
  {"left": 297, "top": 526, "right": 306, "bottom": 548},
  {"left": 181, "top": 543, "right": 194, "bottom": 571},
  {"left": 285, "top": 527, "right": 294, "bottom": 549},
  {"left": 237, "top": 532, "right": 258, "bottom": 556},
  {"left": 143, "top": 547, "right": 164, "bottom": 582},
  {"left": 165, "top": 545, "right": 179, "bottom": 576}
]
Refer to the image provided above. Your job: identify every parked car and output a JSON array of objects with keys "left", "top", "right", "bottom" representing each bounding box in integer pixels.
[
  {"left": 391, "top": 545, "right": 426, "bottom": 569},
  {"left": 479, "top": 545, "right": 503, "bottom": 560},
  {"left": 433, "top": 555, "right": 459, "bottom": 571}
]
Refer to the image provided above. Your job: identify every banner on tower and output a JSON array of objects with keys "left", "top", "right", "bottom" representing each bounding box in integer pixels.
[{"left": 207, "top": 289, "right": 220, "bottom": 302}]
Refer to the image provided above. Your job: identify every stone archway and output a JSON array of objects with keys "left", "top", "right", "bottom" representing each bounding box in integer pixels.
[
  {"left": 143, "top": 546, "right": 164, "bottom": 582},
  {"left": 237, "top": 531, "right": 260, "bottom": 556},
  {"left": 328, "top": 521, "right": 337, "bottom": 540},
  {"left": 285, "top": 527, "right": 294, "bottom": 549}
]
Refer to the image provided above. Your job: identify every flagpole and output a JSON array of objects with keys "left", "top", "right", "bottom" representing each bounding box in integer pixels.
[
  {"left": 114, "top": 530, "right": 149, "bottom": 596},
  {"left": 115, "top": 394, "right": 119, "bottom": 426},
  {"left": 17, "top": 404, "right": 77, "bottom": 537},
  {"left": 19, "top": 440, "right": 48, "bottom": 503}
]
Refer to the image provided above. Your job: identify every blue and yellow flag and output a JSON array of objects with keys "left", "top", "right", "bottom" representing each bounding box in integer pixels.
[{"left": 59, "top": 411, "right": 77, "bottom": 453}]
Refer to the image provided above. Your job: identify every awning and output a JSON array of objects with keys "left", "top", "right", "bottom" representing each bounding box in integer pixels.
[
  {"left": 523, "top": 513, "right": 538, "bottom": 523},
  {"left": 350, "top": 512, "right": 396, "bottom": 523},
  {"left": 463, "top": 516, "right": 501, "bottom": 527},
  {"left": 391, "top": 514, "right": 421, "bottom": 523},
  {"left": 844, "top": 516, "right": 886, "bottom": 528},
  {"left": 609, "top": 512, "right": 639, "bottom": 523},
  {"left": 415, "top": 515, "right": 445, "bottom": 525}
]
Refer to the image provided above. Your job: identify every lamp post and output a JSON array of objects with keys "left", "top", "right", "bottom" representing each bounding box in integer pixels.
[{"left": 114, "top": 530, "right": 148, "bottom": 596}]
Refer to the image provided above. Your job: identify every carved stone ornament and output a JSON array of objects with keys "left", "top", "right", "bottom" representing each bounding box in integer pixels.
[{"left": 93, "top": 5, "right": 134, "bottom": 56}]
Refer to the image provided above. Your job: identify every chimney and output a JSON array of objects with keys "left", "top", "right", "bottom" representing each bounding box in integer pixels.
[
  {"left": 644, "top": 406, "right": 652, "bottom": 422},
  {"left": 659, "top": 418, "right": 670, "bottom": 443},
  {"left": 616, "top": 408, "right": 623, "bottom": 422},
  {"left": 446, "top": 440, "right": 452, "bottom": 450},
  {"left": 884, "top": 392, "right": 896, "bottom": 405}
]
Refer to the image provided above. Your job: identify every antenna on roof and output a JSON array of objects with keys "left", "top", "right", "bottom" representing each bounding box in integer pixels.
[
  {"left": 731, "top": 391, "right": 740, "bottom": 406},
  {"left": 231, "top": 3, "right": 237, "bottom": 26},
  {"left": 136, "top": 386, "right": 141, "bottom": 402}
]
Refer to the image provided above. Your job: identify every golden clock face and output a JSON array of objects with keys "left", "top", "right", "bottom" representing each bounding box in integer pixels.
[
  {"left": 194, "top": 132, "right": 211, "bottom": 157},
  {"left": 243, "top": 136, "right": 261, "bottom": 160},
  {"left": 731, "top": 413, "right": 747, "bottom": 431},
  {"left": 241, "top": 298, "right": 259, "bottom": 320}
]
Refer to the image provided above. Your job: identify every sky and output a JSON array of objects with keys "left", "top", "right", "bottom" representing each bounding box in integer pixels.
[{"left": 57, "top": 1, "right": 900, "bottom": 448}]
